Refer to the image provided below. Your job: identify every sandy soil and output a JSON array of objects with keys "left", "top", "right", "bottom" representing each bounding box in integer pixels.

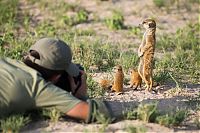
[{"left": 22, "top": 80, "right": 200, "bottom": 132}]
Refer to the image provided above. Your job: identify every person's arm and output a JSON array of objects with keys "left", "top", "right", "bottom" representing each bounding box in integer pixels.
[
  {"left": 65, "top": 99, "right": 139, "bottom": 123},
  {"left": 66, "top": 101, "right": 89, "bottom": 120}
]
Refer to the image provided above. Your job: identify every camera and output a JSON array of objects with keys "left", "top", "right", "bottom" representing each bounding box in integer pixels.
[
  {"left": 55, "top": 64, "right": 84, "bottom": 92},
  {"left": 73, "top": 64, "right": 84, "bottom": 84}
]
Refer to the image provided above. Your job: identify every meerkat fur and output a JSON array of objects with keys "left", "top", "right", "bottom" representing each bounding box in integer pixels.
[
  {"left": 129, "top": 68, "right": 142, "bottom": 90},
  {"left": 111, "top": 65, "right": 124, "bottom": 94},
  {"left": 138, "top": 18, "right": 156, "bottom": 92}
]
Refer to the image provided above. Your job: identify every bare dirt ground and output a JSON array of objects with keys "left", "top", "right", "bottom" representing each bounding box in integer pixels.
[
  {"left": 20, "top": 0, "right": 199, "bottom": 132},
  {"left": 22, "top": 85, "right": 200, "bottom": 132}
]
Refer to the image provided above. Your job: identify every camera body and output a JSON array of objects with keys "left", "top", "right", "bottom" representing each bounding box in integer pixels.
[
  {"left": 55, "top": 64, "right": 84, "bottom": 92},
  {"left": 73, "top": 64, "right": 84, "bottom": 84}
]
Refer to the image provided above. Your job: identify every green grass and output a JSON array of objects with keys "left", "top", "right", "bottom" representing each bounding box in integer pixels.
[
  {"left": 119, "top": 51, "right": 139, "bottom": 72},
  {"left": 124, "top": 103, "right": 159, "bottom": 122},
  {"left": 94, "top": 111, "right": 113, "bottom": 133},
  {"left": 129, "top": 26, "right": 142, "bottom": 36},
  {"left": 0, "top": 114, "right": 30, "bottom": 133},
  {"left": 42, "top": 108, "right": 61, "bottom": 123},
  {"left": 104, "top": 10, "right": 125, "bottom": 30},
  {"left": 157, "top": 23, "right": 199, "bottom": 52},
  {"left": 153, "top": 0, "right": 199, "bottom": 11},
  {"left": 87, "top": 75, "right": 106, "bottom": 98},
  {"left": 155, "top": 23, "right": 200, "bottom": 83},
  {"left": 137, "top": 103, "right": 158, "bottom": 123},
  {"left": 124, "top": 103, "right": 188, "bottom": 128},
  {"left": 0, "top": 32, "right": 32, "bottom": 59},
  {"left": 61, "top": 9, "right": 89, "bottom": 26},
  {"left": 124, "top": 108, "right": 137, "bottom": 120},
  {"left": 153, "top": 68, "right": 171, "bottom": 84},
  {"left": 69, "top": 40, "right": 120, "bottom": 71},
  {"left": 156, "top": 110, "right": 187, "bottom": 127},
  {"left": 153, "top": 0, "right": 166, "bottom": 8},
  {"left": 0, "top": 0, "right": 19, "bottom": 32}
]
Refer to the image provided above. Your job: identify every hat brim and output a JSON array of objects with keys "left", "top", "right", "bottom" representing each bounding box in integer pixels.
[{"left": 66, "top": 63, "right": 80, "bottom": 77}]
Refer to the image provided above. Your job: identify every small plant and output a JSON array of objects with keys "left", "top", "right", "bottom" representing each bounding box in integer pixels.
[
  {"left": 125, "top": 125, "right": 147, "bottom": 133},
  {"left": 105, "top": 10, "right": 125, "bottom": 30},
  {"left": 42, "top": 108, "right": 61, "bottom": 123},
  {"left": 62, "top": 15, "right": 75, "bottom": 26},
  {"left": 153, "top": 69, "right": 171, "bottom": 84},
  {"left": 35, "top": 22, "right": 56, "bottom": 36},
  {"left": 0, "top": 114, "right": 30, "bottom": 133},
  {"left": 153, "top": 0, "right": 165, "bottom": 8},
  {"left": 125, "top": 125, "right": 137, "bottom": 133},
  {"left": 173, "top": 110, "right": 187, "bottom": 126},
  {"left": 125, "top": 108, "right": 137, "bottom": 120},
  {"left": 156, "top": 110, "right": 187, "bottom": 127},
  {"left": 130, "top": 26, "right": 141, "bottom": 35},
  {"left": 156, "top": 114, "right": 174, "bottom": 127},
  {"left": 94, "top": 111, "right": 113, "bottom": 133},
  {"left": 169, "top": 72, "right": 181, "bottom": 88},
  {"left": 163, "top": 73, "right": 185, "bottom": 97},
  {"left": 137, "top": 103, "right": 158, "bottom": 122},
  {"left": 62, "top": 9, "right": 89, "bottom": 26},
  {"left": 74, "top": 28, "right": 96, "bottom": 36},
  {"left": 76, "top": 9, "right": 89, "bottom": 24}
]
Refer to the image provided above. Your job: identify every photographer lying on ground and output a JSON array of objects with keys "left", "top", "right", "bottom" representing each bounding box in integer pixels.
[{"left": 0, "top": 38, "right": 132, "bottom": 123}]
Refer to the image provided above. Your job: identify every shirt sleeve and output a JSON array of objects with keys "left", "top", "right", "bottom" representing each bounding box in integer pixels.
[{"left": 34, "top": 81, "right": 81, "bottom": 113}]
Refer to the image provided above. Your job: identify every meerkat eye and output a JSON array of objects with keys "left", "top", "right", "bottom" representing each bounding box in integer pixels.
[{"left": 148, "top": 22, "right": 155, "bottom": 27}]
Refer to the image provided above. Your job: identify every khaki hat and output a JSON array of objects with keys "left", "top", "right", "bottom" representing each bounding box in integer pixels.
[{"left": 28, "top": 38, "right": 79, "bottom": 77}]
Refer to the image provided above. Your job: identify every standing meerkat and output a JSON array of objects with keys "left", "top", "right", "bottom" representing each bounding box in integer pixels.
[
  {"left": 138, "top": 18, "right": 156, "bottom": 92},
  {"left": 111, "top": 65, "right": 124, "bottom": 94},
  {"left": 129, "top": 68, "right": 142, "bottom": 90}
]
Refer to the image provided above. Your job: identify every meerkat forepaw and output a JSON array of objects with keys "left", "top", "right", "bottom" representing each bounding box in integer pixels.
[{"left": 138, "top": 52, "right": 143, "bottom": 57}]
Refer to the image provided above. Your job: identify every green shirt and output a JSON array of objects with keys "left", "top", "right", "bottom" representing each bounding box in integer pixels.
[{"left": 0, "top": 58, "right": 81, "bottom": 117}]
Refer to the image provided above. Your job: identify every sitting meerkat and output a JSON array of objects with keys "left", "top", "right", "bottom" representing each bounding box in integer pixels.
[
  {"left": 129, "top": 68, "right": 142, "bottom": 90},
  {"left": 98, "top": 79, "right": 112, "bottom": 90},
  {"left": 138, "top": 18, "right": 156, "bottom": 92},
  {"left": 111, "top": 65, "right": 124, "bottom": 94}
]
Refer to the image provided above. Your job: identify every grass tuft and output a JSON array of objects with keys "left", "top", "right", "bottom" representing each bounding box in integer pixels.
[
  {"left": 105, "top": 10, "right": 125, "bottom": 30},
  {"left": 137, "top": 103, "right": 158, "bottom": 122},
  {"left": 0, "top": 114, "right": 30, "bottom": 133},
  {"left": 0, "top": 0, "right": 19, "bottom": 32},
  {"left": 156, "top": 110, "right": 187, "bottom": 127},
  {"left": 42, "top": 108, "right": 61, "bottom": 123}
]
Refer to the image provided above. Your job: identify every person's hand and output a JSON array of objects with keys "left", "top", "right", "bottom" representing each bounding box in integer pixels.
[
  {"left": 68, "top": 71, "right": 87, "bottom": 99},
  {"left": 74, "top": 70, "right": 87, "bottom": 98}
]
